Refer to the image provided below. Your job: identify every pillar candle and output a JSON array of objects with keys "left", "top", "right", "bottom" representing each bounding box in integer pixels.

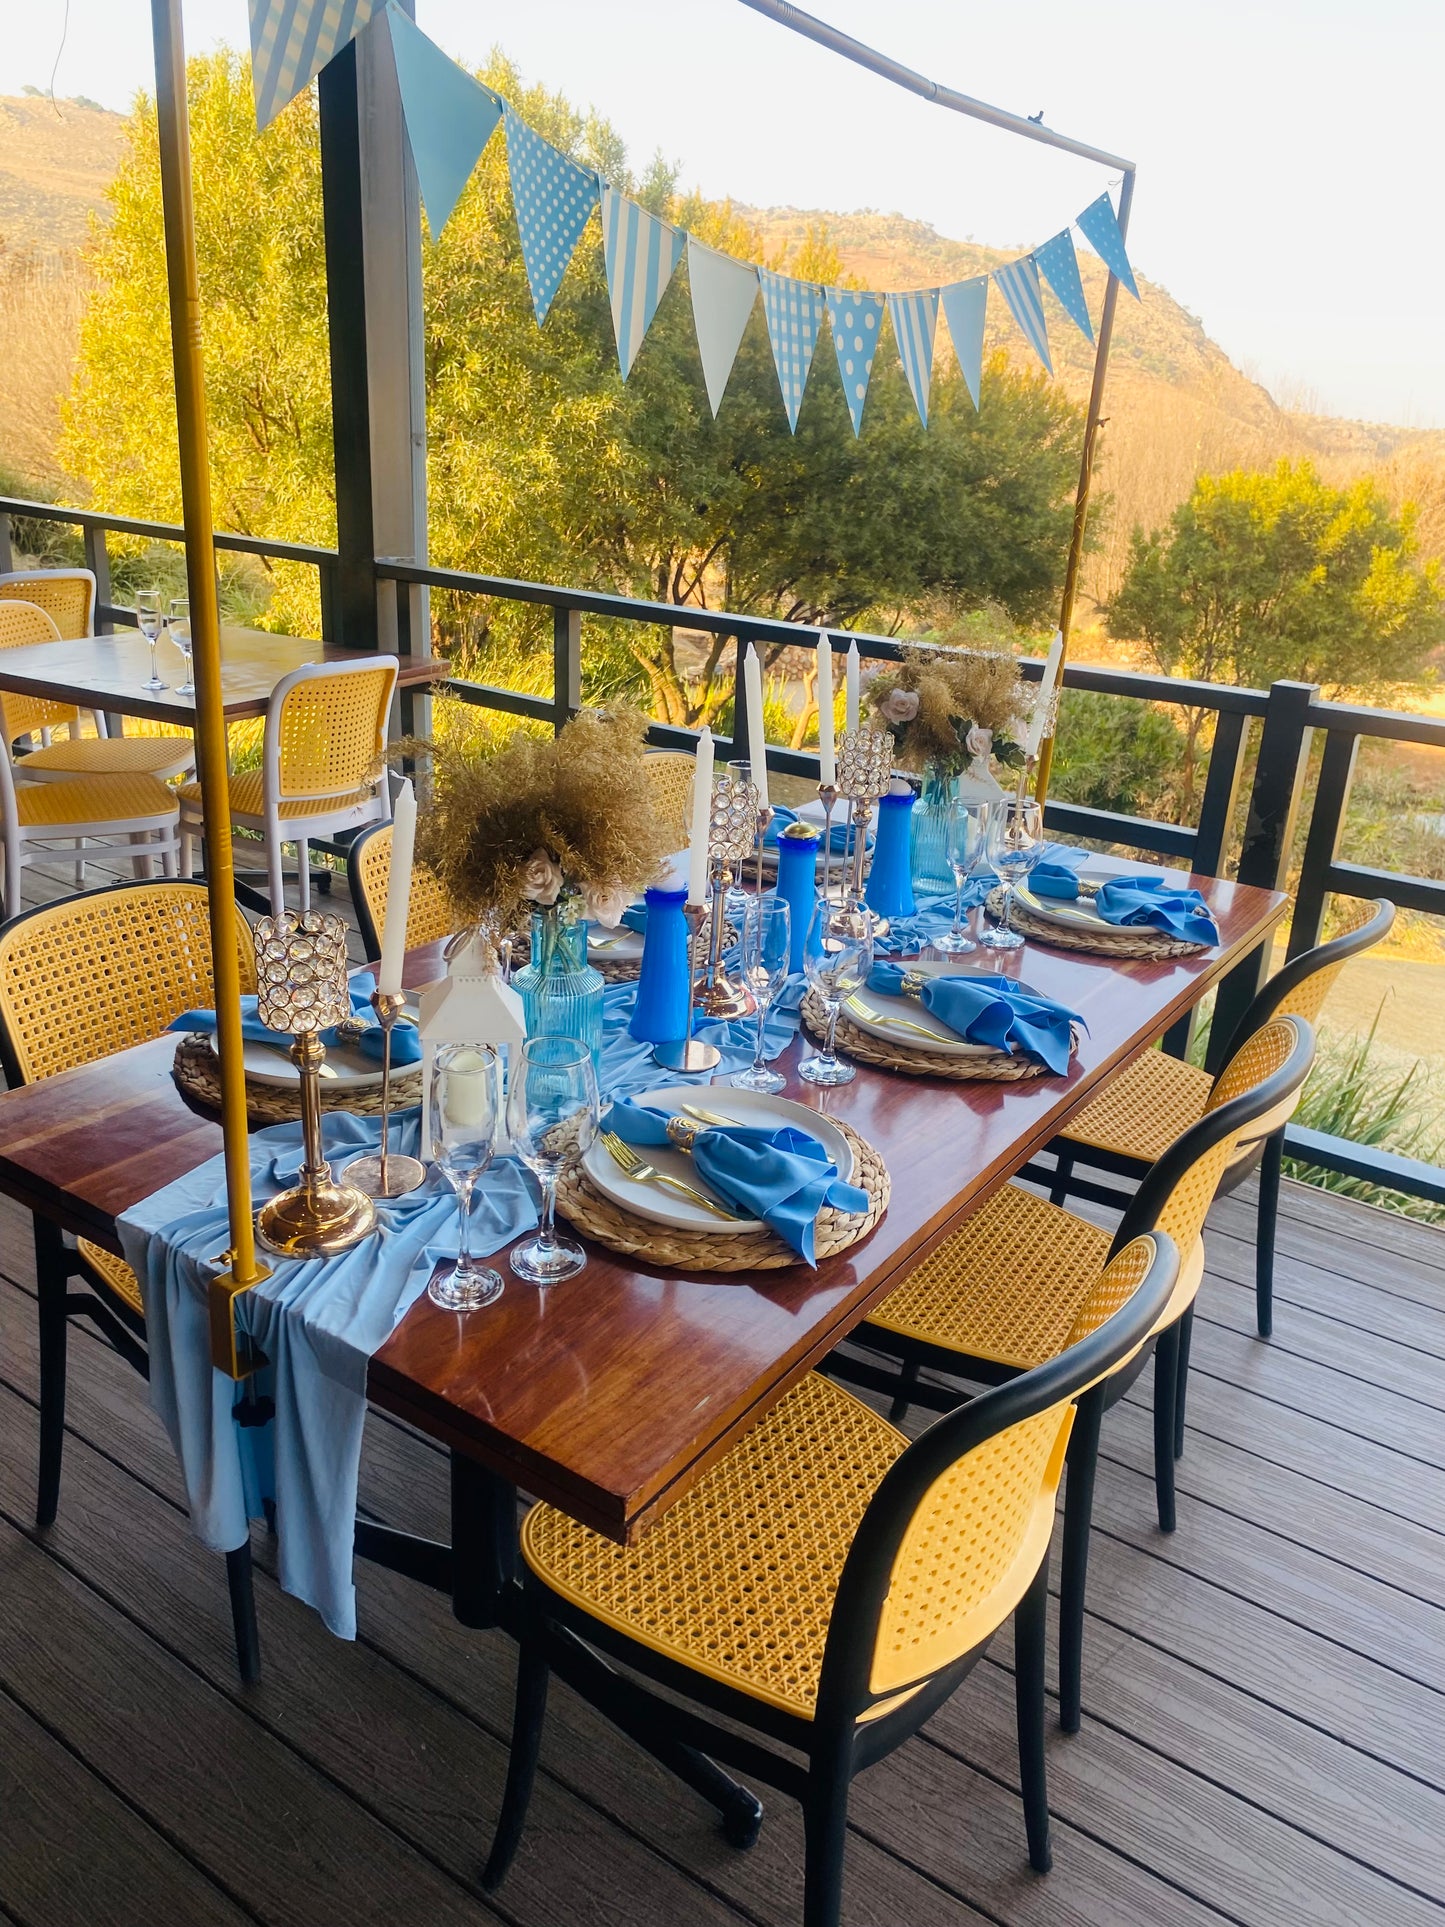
[
  {"left": 686, "top": 726, "right": 714, "bottom": 905},
  {"left": 844, "top": 639, "right": 860, "bottom": 733},
  {"left": 1025, "top": 630, "right": 1065, "bottom": 759},
  {"left": 816, "top": 633, "right": 835, "bottom": 786},
  {"left": 377, "top": 777, "right": 416, "bottom": 995},
  {"left": 743, "top": 644, "right": 770, "bottom": 812}
]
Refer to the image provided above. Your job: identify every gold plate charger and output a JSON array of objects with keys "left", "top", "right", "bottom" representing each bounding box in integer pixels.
[
  {"left": 800, "top": 987, "right": 1066, "bottom": 1082},
  {"left": 988, "top": 883, "right": 1213, "bottom": 961}
]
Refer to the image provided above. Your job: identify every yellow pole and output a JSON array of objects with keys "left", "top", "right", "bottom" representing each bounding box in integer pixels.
[{"left": 151, "top": 0, "right": 270, "bottom": 1374}]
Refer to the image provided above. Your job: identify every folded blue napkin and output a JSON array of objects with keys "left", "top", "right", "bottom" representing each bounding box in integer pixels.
[
  {"left": 169, "top": 971, "right": 423, "bottom": 1066},
  {"left": 620, "top": 902, "right": 648, "bottom": 934},
  {"left": 760, "top": 805, "right": 801, "bottom": 847},
  {"left": 607, "top": 1098, "right": 868, "bottom": 1265},
  {"left": 866, "top": 966, "right": 1083, "bottom": 1075},
  {"left": 1030, "top": 859, "right": 1087, "bottom": 898},
  {"left": 1026, "top": 867, "right": 1217, "bottom": 944}
]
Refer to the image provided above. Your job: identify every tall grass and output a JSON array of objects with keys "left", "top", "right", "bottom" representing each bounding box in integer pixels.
[{"left": 1284, "top": 1013, "right": 1445, "bottom": 1224}]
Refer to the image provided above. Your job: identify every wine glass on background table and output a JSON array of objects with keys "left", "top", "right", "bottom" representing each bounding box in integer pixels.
[
  {"left": 507, "top": 1035, "right": 600, "bottom": 1286},
  {"left": 936, "top": 798, "right": 990, "bottom": 954},
  {"left": 429, "top": 1043, "right": 505, "bottom": 1311},
  {"left": 800, "top": 895, "right": 874, "bottom": 1086},
  {"left": 734, "top": 895, "right": 790, "bottom": 1094},
  {"left": 168, "top": 596, "right": 195, "bottom": 697},
  {"left": 136, "top": 588, "right": 167, "bottom": 692},
  {"left": 981, "top": 797, "right": 1043, "bottom": 951}
]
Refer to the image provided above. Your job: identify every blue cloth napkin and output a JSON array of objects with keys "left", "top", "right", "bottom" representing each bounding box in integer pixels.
[
  {"left": 1030, "top": 860, "right": 1086, "bottom": 898},
  {"left": 620, "top": 902, "right": 648, "bottom": 933},
  {"left": 760, "top": 805, "right": 800, "bottom": 847},
  {"left": 169, "top": 970, "right": 423, "bottom": 1067},
  {"left": 608, "top": 1097, "right": 867, "bottom": 1265},
  {"left": 1023, "top": 867, "right": 1218, "bottom": 945},
  {"left": 866, "top": 965, "right": 1083, "bottom": 1075}
]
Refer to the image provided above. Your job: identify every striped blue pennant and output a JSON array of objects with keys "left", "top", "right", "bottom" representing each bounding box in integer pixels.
[
  {"left": 886, "top": 289, "right": 940, "bottom": 427},
  {"left": 1076, "top": 193, "right": 1139, "bottom": 299},
  {"left": 824, "top": 288, "right": 885, "bottom": 436},
  {"left": 249, "top": 0, "right": 377, "bottom": 130},
  {"left": 505, "top": 108, "right": 600, "bottom": 324},
  {"left": 385, "top": 6, "right": 500, "bottom": 234},
  {"left": 759, "top": 271, "right": 827, "bottom": 432},
  {"left": 994, "top": 255, "right": 1052, "bottom": 373},
  {"left": 1033, "top": 229, "right": 1094, "bottom": 342},
  {"left": 940, "top": 276, "right": 988, "bottom": 410},
  {"left": 600, "top": 187, "right": 686, "bottom": 380}
]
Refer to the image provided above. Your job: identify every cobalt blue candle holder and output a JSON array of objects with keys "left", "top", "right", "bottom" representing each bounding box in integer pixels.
[
  {"left": 865, "top": 788, "right": 917, "bottom": 921},
  {"left": 627, "top": 886, "right": 691, "bottom": 1044}
]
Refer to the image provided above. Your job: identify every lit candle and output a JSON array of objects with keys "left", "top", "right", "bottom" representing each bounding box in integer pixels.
[
  {"left": 816, "top": 632, "right": 835, "bottom": 787},
  {"left": 443, "top": 1047, "right": 495, "bottom": 1128},
  {"left": 844, "top": 639, "right": 860, "bottom": 733},
  {"left": 377, "top": 777, "right": 416, "bottom": 995},
  {"left": 742, "top": 643, "right": 769, "bottom": 813},
  {"left": 1025, "top": 630, "right": 1065, "bottom": 760},
  {"left": 686, "top": 725, "right": 714, "bottom": 906}
]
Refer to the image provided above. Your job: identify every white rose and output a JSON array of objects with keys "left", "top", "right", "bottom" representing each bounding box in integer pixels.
[
  {"left": 520, "top": 849, "right": 563, "bottom": 906},
  {"left": 879, "top": 688, "right": 921, "bottom": 726},
  {"left": 965, "top": 725, "right": 993, "bottom": 760},
  {"left": 584, "top": 884, "right": 629, "bottom": 929}
]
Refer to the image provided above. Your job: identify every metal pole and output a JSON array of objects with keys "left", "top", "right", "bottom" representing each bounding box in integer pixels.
[{"left": 150, "top": 0, "right": 270, "bottom": 1375}]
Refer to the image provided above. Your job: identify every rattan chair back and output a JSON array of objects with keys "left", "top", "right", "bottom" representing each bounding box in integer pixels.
[
  {"left": 1228, "top": 896, "right": 1393, "bottom": 1052},
  {"left": 0, "top": 569, "right": 96, "bottom": 639},
  {"left": 0, "top": 598, "right": 79, "bottom": 742},
  {"left": 267, "top": 658, "right": 398, "bottom": 804},
  {"left": 347, "top": 819, "right": 456, "bottom": 958},
  {"left": 643, "top": 751, "right": 696, "bottom": 848}
]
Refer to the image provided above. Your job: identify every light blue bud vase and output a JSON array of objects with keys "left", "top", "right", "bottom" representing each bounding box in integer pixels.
[
  {"left": 514, "top": 905, "right": 605, "bottom": 1069},
  {"left": 865, "top": 788, "right": 917, "bottom": 920},
  {"left": 775, "top": 823, "right": 822, "bottom": 973},
  {"left": 628, "top": 886, "right": 691, "bottom": 1045}
]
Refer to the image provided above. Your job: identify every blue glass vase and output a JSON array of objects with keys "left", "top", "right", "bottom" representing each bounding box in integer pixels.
[
  {"left": 866, "top": 789, "right": 917, "bottom": 920},
  {"left": 775, "top": 824, "right": 822, "bottom": 973},
  {"left": 910, "top": 763, "right": 958, "bottom": 896},
  {"left": 514, "top": 906, "right": 604, "bottom": 1069},
  {"left": 628, "top": 886, "right": 690, "bottom": 1045}
]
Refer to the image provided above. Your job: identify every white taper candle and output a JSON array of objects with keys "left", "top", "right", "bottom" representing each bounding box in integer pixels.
[
  {"left": 742, "top": 644, "right": 769, "bottom": 812},
  {"left": 686, "top": 726, "right": 714, "bottom": 906},
  {"left": 816, "top": 633, "right": 835, "bottom": 786},
  {"left": 1025, "top": 629, "right": 1065, "bottom": 759},
  {"left": 844, "top": 639, "right": 860, "bottom": 733},
  {"left": 377, "top": 777, "right": 416, "bottom": 995}
]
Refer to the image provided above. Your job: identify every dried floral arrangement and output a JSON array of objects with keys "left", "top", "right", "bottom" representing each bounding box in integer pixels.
[
  {"left": 864, "top": 644, "right": 1032, "bottom": 777},
  {"left": 411, "top": 707, "right": 671, "bottom": 932}
]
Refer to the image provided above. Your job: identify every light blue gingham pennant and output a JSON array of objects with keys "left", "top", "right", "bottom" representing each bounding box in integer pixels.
[
  {"left": 385, "top": 5, "right": 500, "bottom": 234},
  {"left": 1076, "top": 192, "right": 1139, "bottom": 299},
  {"left": 940, "top": 276, "right": 988, "bottom": 409},
  {"left": 249, "top": 0, "right": 378, "bottom": 130},
  {"left": 994, "top": 254, "right": 1052, "bottom": 373},
  {"left": 886, "top": 288, "right": 940, "bottom": 427},
  {"left": 824, "top": 287, "right": 885, "bottom": 436},
  {"left": 600, "top": 186, "right": 686, "bottom": 379},
  {"left": 1033, "top": 229, "right": 1095, "bottom": 342},
  {"left": 504, "top": 107, "right": 600, "bottom": 324},
  {"left": 759, "top": 270, "right": 827, "bottom": 432}
]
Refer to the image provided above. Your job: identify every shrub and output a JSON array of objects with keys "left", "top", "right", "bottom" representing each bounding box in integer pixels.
[{"left": 1047, "top": 688, "right": 1186, "bottom": 819}]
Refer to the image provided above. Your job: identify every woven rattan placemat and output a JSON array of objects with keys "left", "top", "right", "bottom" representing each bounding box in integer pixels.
[
  {"left": 800, "top": 988, "right": 1059, "bottom": 1082},
  {"left": 172, "top": 1031, "right": 423, "bottom": 1129},
  {"left": 987, "top": 886, "right": 1210, "bottom": 961}
]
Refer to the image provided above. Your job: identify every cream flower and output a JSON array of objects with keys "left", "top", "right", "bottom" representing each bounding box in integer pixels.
[
  {"left": 879, "top": 687, "right": 921, "bottom": 726},
  {"left": 520, "top": 849, "right": 563, "bottom": 905},
  {"left": 965, "top": 724, "right": 994, "bottom": 761},
  {"left": 584, "top": 884, "right": 629, "bottom": 929}
]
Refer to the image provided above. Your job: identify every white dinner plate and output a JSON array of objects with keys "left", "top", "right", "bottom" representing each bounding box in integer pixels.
[
  {"left": 1014, "top": 878, "right": 1143, "bottom": 934},
  {"left": 587, "top": 922, "right": 645, "bottom": 964},
  {"left": 204, "top": 1032, "right": 390, "bottom": 1089},
  {"left": 843, "top": 958, "right": 1007, "bottom": 1059},
  {"left": 585, "top": 1085, "right": 854, "bottom": 1235}
]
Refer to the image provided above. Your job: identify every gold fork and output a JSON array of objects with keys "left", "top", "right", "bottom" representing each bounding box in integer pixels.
[
  {"left": 845, "top": 995, "right": 948, "bottom": 1041},
  {"left": 601, "top": 1131, "right": 742, "bottom": 1220}
]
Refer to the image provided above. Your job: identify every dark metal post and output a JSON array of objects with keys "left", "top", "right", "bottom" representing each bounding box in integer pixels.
[
  {"left": 1191, "top": 708, "right": 1248, "bottom": 880},
  {"left": 552, "top": 605, "right": 581, "bottom": 732},
  {"left": 83, "top": 522, "right": 114, "bottom": 633},
  {"left": 1288, "top": 729, "right": 1357, "bottom": 960},
  {"left": 0, "top": 512, "right": 12, "bottom": 575}
]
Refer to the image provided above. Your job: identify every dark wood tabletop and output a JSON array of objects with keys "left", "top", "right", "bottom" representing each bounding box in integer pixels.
[
  {"left": 0, "top": 625, "right": 435, "bottom": 728},
  {"left": 0, "top": 876, "right": 1285, "bottom": 1546}
]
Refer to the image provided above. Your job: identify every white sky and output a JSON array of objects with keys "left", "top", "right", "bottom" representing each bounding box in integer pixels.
[{"left": 4, "top": 0, "right": 1441, "bottom": 427}]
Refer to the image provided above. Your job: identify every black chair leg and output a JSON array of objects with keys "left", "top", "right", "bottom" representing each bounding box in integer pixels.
[
  {"left": 483, "top": 1640, "right": 550, "bottom": 1891},
  {"left": 1058, "top": 1382, "right": 1103, "bottom": 1733},
  {"left": 1256, "top": 1128, "right": 1283, "bottom": 1338},
  {"left": 34, "top": 1225, "right": 70, "bottom": 1531},
  {"left": 1174, "top": 1304, "right": 1195, "bottom": 1461},
  {"left": 1048, "top": 1149, "right": 1076, "bottom": 1207},
  {"left": 1152, "top": 1325, "right": 1181, "bottom": 1534},
  {"left": 1014, "top": 1556, "right": 1053, "bottom": 1873},
  {"left": 801, "top": 1748, "right": 852, "bottom": 1927},
  {"left": 225, "top": 1541, "right": 262, "bottom": 1685},
  {"left": 887, "top": 1357, "right": 921, "bottom": 1427}
]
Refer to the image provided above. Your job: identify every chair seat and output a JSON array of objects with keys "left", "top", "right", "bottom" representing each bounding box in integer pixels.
[
  {"left": 1060, "top": 1048, "right": 1213, "bottom": 1165},
  {"left": 521, "top": 1374, "right": 906, "bottom": 1720},
  {"left": 178, "top": 769, "right": 377, "bottom": 822},
  {"left": 13, "top": 773, "right": 179, "bottom": 829},
  {"left": 76, "top": 1238, "right": 145, "bottom": 1319},
  {"left": 19, "top": 736, "right": 195, "bottom": 783}
]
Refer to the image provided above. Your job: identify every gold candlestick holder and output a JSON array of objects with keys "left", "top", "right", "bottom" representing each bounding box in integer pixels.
[
  {"left": 753, "top": 802, "right": 774, "bottom": 898},
  {"left": 652, "top": 899, "right": 721, "bottom": 1073},
  {"left": 816, "top": 781, "right": 838, "bottom": 903},
  {"left": 341, "top": 990, "right": 427, "bottom": 1200},
  {"left": 838, "top": 726, "right": 896, "bottom": 916},
  {"left": 697, "top": 775, "right": 758, "bottom": 1020},
  {"left": 253, "top": 910, "right": 377, "bottom": 1260}
]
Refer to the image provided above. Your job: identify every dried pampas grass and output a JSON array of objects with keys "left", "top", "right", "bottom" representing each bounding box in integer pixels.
[{"left": 865, "top": 644, "right": 1031, "bottom": 775}]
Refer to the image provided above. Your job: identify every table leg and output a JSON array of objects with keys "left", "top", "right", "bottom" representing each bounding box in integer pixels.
[{"left": 450, "top": 1450, "right": 517, "bottom": 1629}]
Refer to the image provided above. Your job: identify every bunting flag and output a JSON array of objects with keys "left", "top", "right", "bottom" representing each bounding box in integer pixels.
[
  {"left": 505, "top": 107, "right": 600, "bottom": 324},
  {"left": 1076, "top": 192, "right": 1139, "bottom": 299},
  {"left": 759, "top": 270, "right": 828, "bottom": 432},
  {"left": 824, "top": 288, "right": 884, "bottom": 436},
  {"left": 940, "top": 276, "right": 988, "bottom": 410},
  {"left": 599, "top": 187, "right": 686, "bottom": 379},
  {"left": 249, "top": 0, "right": 378, "bottom": 130},
  {"left": 385, "top": 7, "right": 501, "bottom": 234},
  {"left": 994, "top": 255, "right": 1052, "bottom": 373},
  {"left": 1033, "top": 228, "right": 1095, "bottom": 342},
  {"left": 688, "top": 238, "right": 759, "bottom": 417},
  {"left": 887, "top": 288, "right": 940, "bottom": 427}
]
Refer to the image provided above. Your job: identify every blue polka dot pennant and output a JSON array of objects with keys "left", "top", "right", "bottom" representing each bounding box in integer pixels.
[
  {"left": 823, "top": 288, "right": 884, "bottom": 436},
  {"left": 504, "top": 107, "right": 600, "bottom": 325},
  {"left": 385, "top": 5, "right": 500, "bottom": 235},
  {"left": 940, "top": 276, "right": 988, "bottom": 411},
  {"left": 1076, "top": 193, "right": 1139, "bottom": 300},
  {"left": 601, "top": 186, "right": 685, "bottom": 380},
  {"left": 1033, "top": 229, "right": 1094, "bottom": 343},
  {"left": 759, "top": 270, "right": 828, "bottom": 432},
  {"left": 993, "top": 255, "right": 1053, "bottom": 374},
  {"left": 886, "top": 289, "right": 940, "bottom": 428}
]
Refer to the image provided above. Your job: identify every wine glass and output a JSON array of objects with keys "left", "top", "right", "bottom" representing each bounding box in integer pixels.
[
  {"left": 800, "top": 895, "right": 874, "bottom": 1086},
  {"left": 981, "top": 797, "right": 1044, "bottom": 951},
  {"left": 733, "top": 895, "right": 791, "bottom": 1094},
  {"left": 936, "top": 798, "right": 990, "bottom": 954},
  {"left": 429, "top": 1043, "right": 504, "bottom": 1311},
  {"left": 168, "top": 595, "right": 195, "bottom": 697},
  {"left": 135, "top": 588, "right": 167, "bottom": 692},
  {"left": 507, "top": 1035, "right": 600, "bottom": 1285}
]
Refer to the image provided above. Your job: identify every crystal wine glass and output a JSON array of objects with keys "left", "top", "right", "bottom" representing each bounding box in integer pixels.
[
  {"left": 935, "top": 798, "right": 990, "bottom": 954},
  {"left": 734, "top": 895, "right": 791, "bottom": 1094},
  {"left": 168, "top": 595, "right": 195, "bottom": 697},
  {"left": 429, "top": 1043, "right": 504, "bottom": 1310},
  {"left": 136, "top": 588, "right": 167, "bottom": 692},
  {"left": 800, "top": 895, "right": 874, "bottom": 1086},
  {"left": 507, "top": 1035, "right": 600, "bottom": 1285},
  {"left": 981, "top": 797, "right": 1044, "bottom": 951}
]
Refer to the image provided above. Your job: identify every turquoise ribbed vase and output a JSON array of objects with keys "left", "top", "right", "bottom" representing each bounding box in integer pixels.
[
  {"left": 910, "top": 764, "right": 958, "bottom": 897},
  {"left": 514, "top": 906, "right": 604, "bottom": 1068}
]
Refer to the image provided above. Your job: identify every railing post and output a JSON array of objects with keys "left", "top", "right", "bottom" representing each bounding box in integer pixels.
[
  {"left": 552, "top": 605, "right": 580, "bottom": 733},
  {"left": 0, "top": 511, "right": 12, "bottom": 575},
  {"left": 1206, "top": 678, "right": 1316, "bottom": 1072},
  {"left": 1287, "top": 729, "right": 1357, "bottom": 961},
  {"left": 1191, "top": 708, "right": 1247, "bottom": 880},
  {"left": 83, "top": 521, "right": 114, "bottom": 633}
]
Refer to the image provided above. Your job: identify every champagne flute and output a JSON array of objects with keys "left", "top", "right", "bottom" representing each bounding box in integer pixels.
[
  {"left": 168, "top": 595, "right": 195, "bottom": 697},
  {"left": 936, "top": 798, "right": 990, "bottom": 954},
  {"left": 507, "top": 1035, "right": 599, "bottom": 1285},
  {"left": 981, "top": 797, "right": 1044, "bottom": 951},
  {"left": 800, "top": 895, "right": 874, "bottom": 1086},
  {"left": 136, "top": 588, "right": 167, "bottom": 692},
  {"left": 733, "top": 895, "right": 791, "bottom": 1094},
  {"left": 429, "top": 1043, "right": 504, "bottom": 1310}
]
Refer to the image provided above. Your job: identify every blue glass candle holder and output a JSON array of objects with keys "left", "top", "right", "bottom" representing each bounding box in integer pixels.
[
  {"left": 775, "top": 824, "right": 823, "bottom": 974},
  {"left": 628, "top": 886, "right": 691, "bottom": 1044},
  {"left": 865, "top": 788, "right": 917, "bottom": 921}
]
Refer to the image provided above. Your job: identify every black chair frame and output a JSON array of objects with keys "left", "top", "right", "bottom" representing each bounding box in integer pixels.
[{"left": 344, "top": 819, "right": 386, "bottom": 961}]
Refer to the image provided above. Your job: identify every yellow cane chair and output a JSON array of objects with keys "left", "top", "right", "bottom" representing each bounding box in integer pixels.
[
  {"left": 839, "top": 1015, "right": 1314, "bottom": 1736},
  {"left": 0, "top": 879, "right": 262, "bottom": 1680},
  {"left": 642, "top": 750, "right": 697, "bottom": 847},
  {"left": 482, "top": 1235, "right": 1180, "bottom": 1927},
  {"left": 346, "top": 819, "right": 456, "bottom": 960},
  {"left": 0, "top": 567, "right": 97, "bottom": 638},
  {"left": 178, "top": 656, "right": 398, "bottom": 915},
  {"left": 1045, "top": 897, "right": 1393, "bottom": 1335}
]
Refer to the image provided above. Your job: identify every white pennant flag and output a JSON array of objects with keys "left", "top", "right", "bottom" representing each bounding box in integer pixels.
[{"left": 687, "top": 237, "right": 759, "bottom": 416}]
